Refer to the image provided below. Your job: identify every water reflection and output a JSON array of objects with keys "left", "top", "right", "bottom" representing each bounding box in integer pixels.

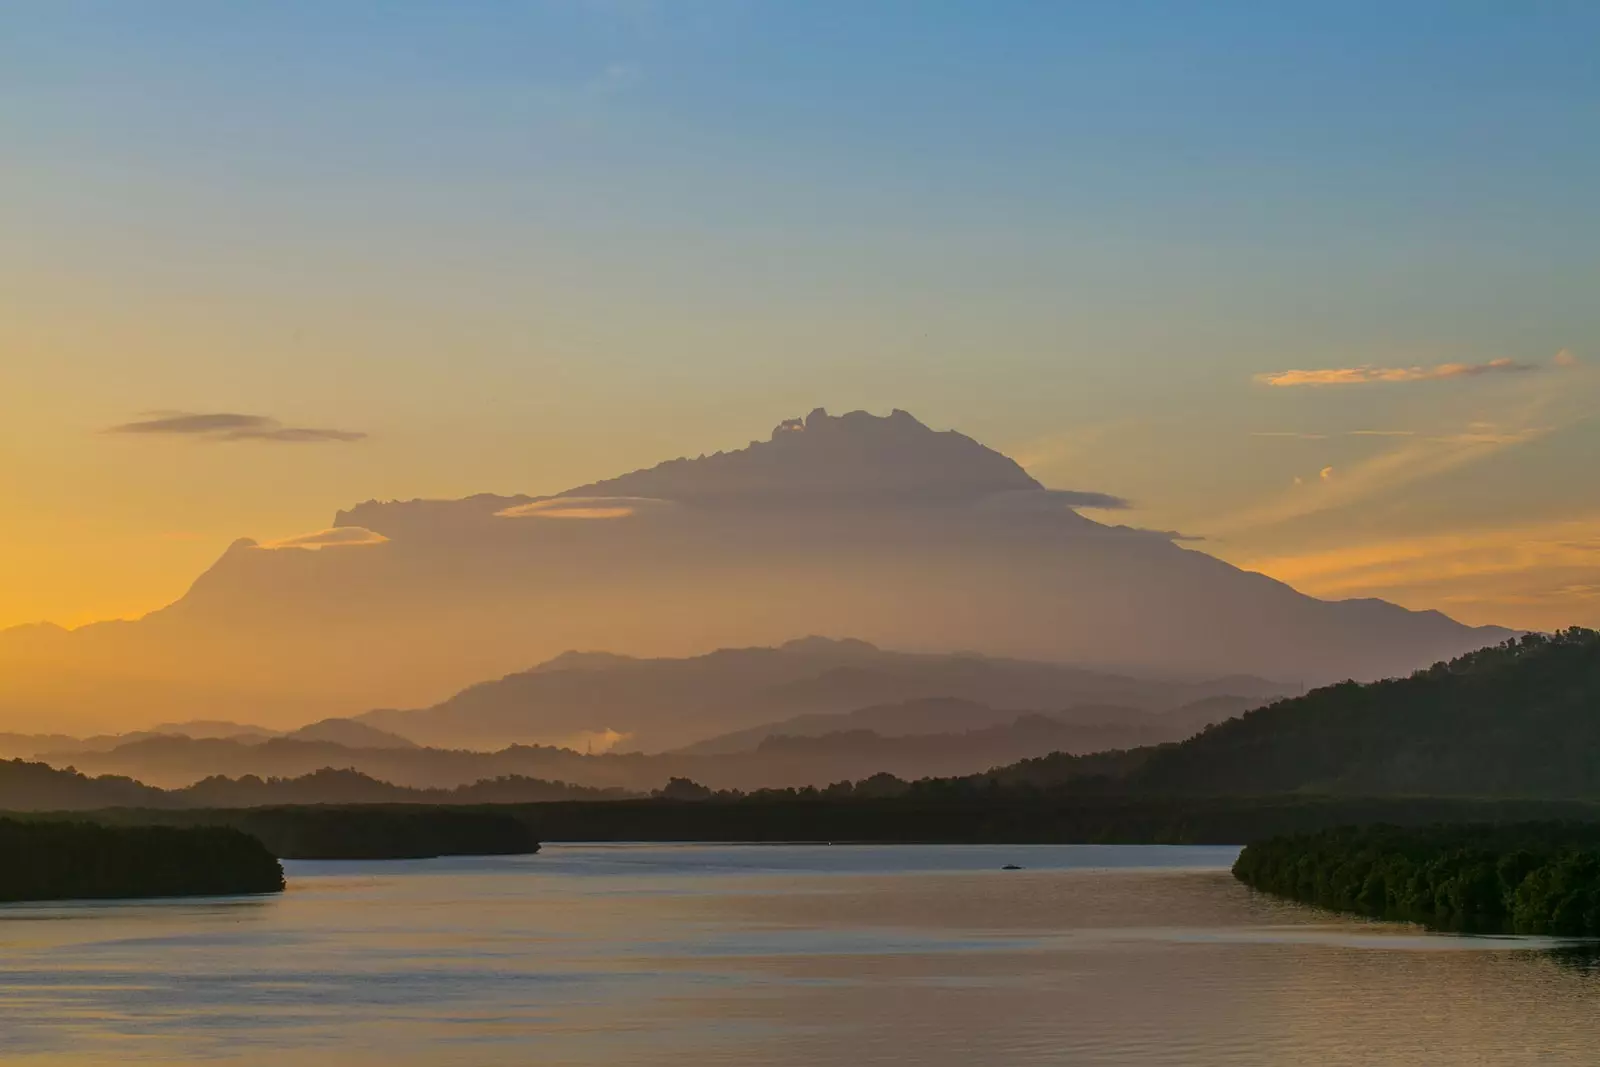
[{"left": 0, "top": 844, "right": 1596, "bottom": 1065}]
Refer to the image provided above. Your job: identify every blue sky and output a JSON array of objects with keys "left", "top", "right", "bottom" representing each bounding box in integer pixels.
[{"left": 3, "top": 1, "right": 1598, "bottom": 628}]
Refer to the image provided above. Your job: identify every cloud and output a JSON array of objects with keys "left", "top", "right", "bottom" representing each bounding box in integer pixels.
[
  {"left": 974, "top": 488, "right": 1132, "bottom": 516},
  {"left": 259, "top": 526, "right": 388, "bottom": 550},
  {"left": 1250, "top": 431, "right": 1328, "bottom": 440},
  {"left": 229, "top": 426, "right": 367, "bottom": 443},
  {"left": 1252, "top": 430, "right": 1416, "bottom": 439},
  {"left": 109, "top": 413, "right": 270, "bottom": 435},
  {"left": 1115, "top": 526, "right": 1205, "bottom": 542},
  {"left": 1255, "top": 358, "right": 1540, "bottom": 387},
  {"left": 1043, "top": 490, "right": 1131, "bottom": 510},
  {"left": 106, "top": 412, "right": 365, "bottom": 443},
  {"left": 497, "top": 496, "right": 669, "bottom": 520}
]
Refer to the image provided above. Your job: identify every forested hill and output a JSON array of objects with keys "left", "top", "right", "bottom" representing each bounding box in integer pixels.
[{"left": 1130, "top": 630, "right": 1600, "bottom": 797}]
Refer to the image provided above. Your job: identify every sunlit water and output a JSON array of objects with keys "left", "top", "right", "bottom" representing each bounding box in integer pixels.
[{"left": 3, "top": 843, "right": 1599, "bottom": 1064}]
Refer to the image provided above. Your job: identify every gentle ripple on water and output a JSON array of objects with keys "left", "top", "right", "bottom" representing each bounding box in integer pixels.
[{"left": 0, "top": 843, "right": 1597, "bottom": 1065}]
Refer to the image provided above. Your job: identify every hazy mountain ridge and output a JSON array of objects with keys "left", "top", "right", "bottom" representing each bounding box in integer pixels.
[
  {"left": 0, "top": 718, "right": 412, "bottom": 762},
  {"left": 677, "top": 693, "right": 1259, "bottom": 756},
  {"left": 357, "top": 637, "right": 1293, "bottom": 751},
  {"left": 34, "top": 703, "right": 1239, "bottom": 794},
  {"left": 0, "top": 409, "right": 1512, "bottom": 734},
  {"left": 0, "top": 759, "right": 625, "bottom": 811}
]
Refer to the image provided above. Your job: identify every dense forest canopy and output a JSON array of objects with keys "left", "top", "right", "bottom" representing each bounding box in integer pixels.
[
  {"left": 35, "top": 806, "right": 542, "bottom": 861},
  {"left": 1127, "top": 630, "right": 1600, "bottom": 797},
  {"left": 1234, "top": 823, "right": 1600, "bottom": 935},
  {"left": 0, "top": 819, "right": 283, "bottom": 902}
]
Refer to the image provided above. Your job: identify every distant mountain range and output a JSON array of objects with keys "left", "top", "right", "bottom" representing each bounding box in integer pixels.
[
  {"left": 357, "top": 636, "right": 1292, "bottom": 751},
  {"left": 0, "top": 408, "right": 1512, "bottom": 734},
  {"left": 10, "top": 631, "right": 1599, "bottom": 814},
  {"left": 6, "top": 638, "right": 1289, "bottom": 791},
  {"left": 31, "top": 696, "right": 1258, "bottom": 795},
  {"left": 0, "top": 760, "right": 625, "bottom": 812},
  {"left": 0, "top": 717, "right": 415, "bottom": 762}
]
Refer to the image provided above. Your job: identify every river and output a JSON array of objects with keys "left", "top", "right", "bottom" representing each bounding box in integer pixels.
[{"left": 2, "top": 843, "right": 1597, "bottom": 1064}]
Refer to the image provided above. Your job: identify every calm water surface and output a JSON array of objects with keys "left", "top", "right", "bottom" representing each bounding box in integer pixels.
[{"left": 2, "top": 843, "right": 1599, "bottom": 1064}]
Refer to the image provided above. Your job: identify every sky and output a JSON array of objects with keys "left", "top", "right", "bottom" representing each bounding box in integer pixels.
[{"left": 4, "top": 1, "right": 1599, "bottom": 632}]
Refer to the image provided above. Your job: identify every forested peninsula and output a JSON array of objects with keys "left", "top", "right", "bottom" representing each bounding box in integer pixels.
[
  {"left": 0, "top": 819, "right": 283, "bottom": 902},
  {"left": 1233, "top": 824, "right": 1600, "bottom": 935}
]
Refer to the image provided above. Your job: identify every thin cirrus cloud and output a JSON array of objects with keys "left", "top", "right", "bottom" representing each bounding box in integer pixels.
[
  {"left": 1250, "top": 430, "right": 1413, "bottom": 440},
  {"left": 1255, "top": 357, "right": 1540, "bottom": 387},
  {"left": 1044, "top": 489, "right": 1131, "bottom": 510},
  {"left": 1238, "top": 514, "right": 1600, "bottom": 628},
  {"left": 1211, "top": 424, "right": 1550, "bottom": 536},
  {"left": 105, "top": 412, "right": 366, "bottom": 443}
]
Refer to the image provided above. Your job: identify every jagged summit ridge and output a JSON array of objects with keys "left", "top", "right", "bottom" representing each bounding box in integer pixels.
[
  {"left": 336, "top": 408, "right": 1046, "bottom": 532},
  {"left": 558, "top": 408, "right": 1042, "bottom": 505}
]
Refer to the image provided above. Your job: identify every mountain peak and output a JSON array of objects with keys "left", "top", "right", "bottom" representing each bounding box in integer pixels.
[{"left": 561, "top": 408, "right": 1041, "bottom": 506}]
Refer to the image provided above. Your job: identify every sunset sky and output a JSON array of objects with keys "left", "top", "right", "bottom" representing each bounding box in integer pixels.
[{"left": 5, "top": 2, "right": 1598, "bottom": 633}]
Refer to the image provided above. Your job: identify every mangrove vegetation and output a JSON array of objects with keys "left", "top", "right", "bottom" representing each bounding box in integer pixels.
[
  {"left": 1233, "top": 823, "right": 1600, "bottom": 935},
  {"left": 0, "top": 818, "right": 283, "bottom": 902}
]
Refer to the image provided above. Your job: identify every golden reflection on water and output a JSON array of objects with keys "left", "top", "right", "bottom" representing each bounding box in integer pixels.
[{"left": 0, "top": 844, "right": 1596, "bottom": 1065}]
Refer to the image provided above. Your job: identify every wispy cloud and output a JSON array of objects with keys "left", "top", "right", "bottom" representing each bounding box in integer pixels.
[
  {"left": 1238, "top": 515, "right": 1600, "bottom": 627},
  {"left": 1212, "top": 423, "right": 1549, "bottom": 535},
  {"left": 1256, "top": 357, "right": 1539, "bottom": 387},
  {"left": 1044, "top": 489, "right": 1131, "bottom": 510},
  {"left": 1250, "top": 431, "right": 1328, "bottom": 440},
  {"left": 106, "top": 412, "right": 366, "bottom": 443},
  {"left": 1251, "top": 430, "right": 1417, "bottom": 440},
  {"left": 1114, "top": 526, "right": 1205, "bottom": 542},
  {"left": 1256, "top": 350, "right": 1579, "bottom": 388},
  {"left": 260, "top": 526, "right": 388, "bottom": 550}
]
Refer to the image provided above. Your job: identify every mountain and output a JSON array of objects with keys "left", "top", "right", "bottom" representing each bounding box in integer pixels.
[
  {"left": 0, "top": 408, "right": 1511, "bottom": 734},
  {"left": 358, "top": 638, "right": 1291, "bottom": 751}
]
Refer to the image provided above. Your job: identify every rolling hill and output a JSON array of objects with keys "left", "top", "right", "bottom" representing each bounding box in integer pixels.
[{"left": 1127, "top": 629, "right": 1600, "bottom": 797}]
